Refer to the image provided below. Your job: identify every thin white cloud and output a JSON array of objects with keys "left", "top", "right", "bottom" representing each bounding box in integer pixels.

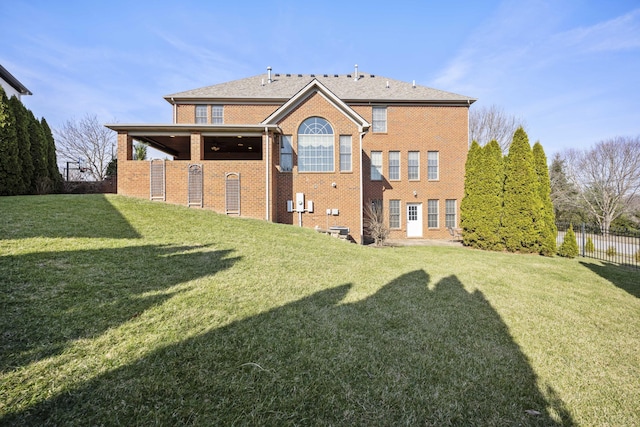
[
  {"left": 433, "top": 4, "right": 640, "bottom": 92},
  {"left": 555, "top": 8, "right": 640, "bottom": 53}
]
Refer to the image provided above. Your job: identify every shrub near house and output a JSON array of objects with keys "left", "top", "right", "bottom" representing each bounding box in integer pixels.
[{"left": 461, "top": 128, "right": 556, "bottom": 255}]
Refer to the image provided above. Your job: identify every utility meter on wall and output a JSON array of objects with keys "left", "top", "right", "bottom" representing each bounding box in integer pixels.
[{"left": 296, "top": 193, "right": 305, "bottom": 212}]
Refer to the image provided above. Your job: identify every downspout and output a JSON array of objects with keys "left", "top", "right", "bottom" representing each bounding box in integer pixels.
[
  {"left": 359, "top": 128, "right": 366, "bottom": 244},
  {"left": 265, "top": 127, "right": 270, "bottom": 221},
  {"left": 171, "top": 97, "right": 176, "bottom": 124},
  {"left": 467, "top": 99, "right": 470, "bottom": 148}
]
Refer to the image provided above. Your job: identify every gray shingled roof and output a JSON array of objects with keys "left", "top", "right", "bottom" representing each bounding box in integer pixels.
[{"left": 165, "top": 72, "right": 475, "bottom": 104}]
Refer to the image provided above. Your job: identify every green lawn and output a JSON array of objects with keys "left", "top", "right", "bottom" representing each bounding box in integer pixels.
[{"left": 1, "top": 195, "right": 638, "bottom": 426}]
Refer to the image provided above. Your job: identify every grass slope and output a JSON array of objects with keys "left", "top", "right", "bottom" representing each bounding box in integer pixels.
[{"left": 1, "top": 195, "right": 638, "bottom": 426}]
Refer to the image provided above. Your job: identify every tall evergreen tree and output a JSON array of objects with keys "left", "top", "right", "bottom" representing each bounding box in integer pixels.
[
  {"left": 0, "top": 87, "right": 21, "bottom": 195},
  {"left": 476, "top": 140, "right": 504, "bottom": 250},
  {"left": 549, "top": 153, "right": 582, "bottom": 223},
  {"left": 532, "top": 142, "right": 557, "bottom": 256},
  {"left": 460, "top": 140, "right": 482, "bottom": 247},
  {"left": 27, "top": 110, "right": 49, "bottom": 194},
  {"left": 41, "top": 118, "right": 63, "bottom": 192},
  {"left": 8, "top": 96, "right": 33, "bottom": 194},
  {"left": 502, "top": 127, "right": 541, "bottom": 252}
]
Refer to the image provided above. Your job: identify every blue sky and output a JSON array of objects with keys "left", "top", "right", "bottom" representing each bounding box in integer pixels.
[{"left": 1, "top": 0, "right": 639, "bottom": 157}]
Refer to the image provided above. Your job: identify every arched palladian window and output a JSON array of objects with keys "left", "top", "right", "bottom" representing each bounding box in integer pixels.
[{"left": 298, "top": 117, "right": 334, "bottom": 172}]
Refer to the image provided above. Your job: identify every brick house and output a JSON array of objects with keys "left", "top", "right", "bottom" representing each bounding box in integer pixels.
[{"left": 107, "top": 67, "right": 475, "bottom": 243}]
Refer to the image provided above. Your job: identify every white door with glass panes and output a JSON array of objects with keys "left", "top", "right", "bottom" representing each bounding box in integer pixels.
[{"left": 406, "top": 203, "right": 423, "bottom": 237}]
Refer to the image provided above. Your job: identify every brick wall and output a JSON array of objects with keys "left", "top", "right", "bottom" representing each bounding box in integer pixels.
[
  {"left": 273, "top": 92, "right": 363, "bottom": 242},
  {"left": 120, "top": 97, "right": 469, "bottom": 242},
  {"left": 353, "top": 105, "right": 468, "bottom": 240},
  {"left": 175, "top": 104, "right": 279, "bottom": 124}
]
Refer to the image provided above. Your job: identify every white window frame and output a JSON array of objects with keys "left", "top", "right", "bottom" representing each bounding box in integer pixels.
[
  {"left": 372, "top": 106, "right": 387, "bottom": 133},
  {"left": 389, "top": 199, "right": 401, "bottom": 229},
  {"left": 445, "top": 199, "right": 457, "bottom": 228},
  {"left": 195, "top": 105, "right": 207, "bottom": 124},
  {"left": 428, "top": 199, "right": 439, "bottom": 228},
  {"left": 388, "top": 151, "right": 400, "bottom": 180},
  {"left": 298, "top": 117, "right": 334, "bottom": 172},
  {"left": 428, "top": 151, "right": 439, "bottom": 181},
  {"left": 371, "top": 151, "right": 382, "bottom": 181},
  {"left": 280, "top": 135, "right": 292, "bottom": 172},
  {"left": 211, "top": 105, "right": 224, "bottom": 124},
  {"left": 339, "top": 135, "right": 352, "bottom": 172},
  {"left": 408, "top": 151, "right": 420, "bottom": 180}
]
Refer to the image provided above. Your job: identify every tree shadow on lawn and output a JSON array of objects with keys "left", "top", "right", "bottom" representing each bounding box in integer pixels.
[
  {"left": 3, "top": 270, "right": 574, "bottom": 426},
  {"left": 0, "top": 194, "right": 140, "bottom": 239},
  {"left": 0, "top": 244, "right": 239, "bottom": 373},
  {"left": 579, "top": 260, "right": 640, "bottom": 298}
]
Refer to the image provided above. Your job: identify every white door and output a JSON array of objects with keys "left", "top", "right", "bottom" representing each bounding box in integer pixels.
[{"left": 407, "top": 203, "right": 423, "bottom": 237}]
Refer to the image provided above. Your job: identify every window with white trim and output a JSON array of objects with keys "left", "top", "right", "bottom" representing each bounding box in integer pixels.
[
  {"left": 370, "top": 151, "right": 382, "bottom": 181},
  {"left": 211, "top": 105, "right": 224, "bottom": 124},
  {"left": 388, "top": 151, "right": 400, "bottom": 180},
  {"left": 280, "top": 135, "right": 292, "bottom": 172},
  {"left": 298, "top": 117, "right": 334, "bottom": 172},
  {"left": 428, "top": 151, "right": 439, "bottom": 180},
  {"left": 339, "top": 135, "right": 352, "bottom": 172},
  {"left": 372, "top": 106, "right": 387, "bottom": 133},
  {"left": 446, "top": 199, "right": 457, "bottom": 228},
  {"left": 428, "top": 199, "right": 439, "bottom": 228},
  {"left": 408, "top": 151, "right": 420, "bottom": 180},
  {"left": 389, "top": 199, "right": 401, "bottom": 229},
  {"left": 195, "top": 105, "right": 207, "bottom": 124}
]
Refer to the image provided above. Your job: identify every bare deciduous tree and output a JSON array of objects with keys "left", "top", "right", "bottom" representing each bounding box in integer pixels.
[
  {"left": 55, "top": 114, "right": 115, "bottom": 181},
  {"left": 364, "top": 200, "right": 389, "bottom": 246},
  {"left": 469, "top": 104, "right": 526, "bottom": 153},
  {"left": 562, "top": 136, "right": 640, "bottom": 232}
]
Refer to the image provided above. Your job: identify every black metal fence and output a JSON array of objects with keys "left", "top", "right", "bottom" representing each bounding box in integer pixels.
[{"left": 556, "top": 222, "right": 640, "bottom": 269}]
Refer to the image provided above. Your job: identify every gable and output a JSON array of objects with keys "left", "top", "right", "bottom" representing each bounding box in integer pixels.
[{"left": 262, "top": 79, "right": 370, "bottom": 132}]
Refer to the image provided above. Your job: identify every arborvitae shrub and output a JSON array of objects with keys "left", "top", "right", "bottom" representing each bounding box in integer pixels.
[
  {"left": 635, "top": 250, "right": 640, "bottom": 263},
  {"left": 585, "top": 237, "right": 595, "bottom": 253},
  {"left": 606, "top": 246, "right": 617, "bottom": 257},
  {"left": 477, "top": 140, "right": 504, "bottom": 251},
  {"left": 0, "top": 86, "right": 21, "bottom": 196},
  {"left": 558, "top": 225, "right": 579, "bottom": 258},
  {"left": 502, "top": 128, "right": 541, "bottom": 253},
  {"left": 533, "top": 142, "right": 557, "bottom": 256},
  {"left": 461, "top": 141, "right": 482, "bottom": 248}
]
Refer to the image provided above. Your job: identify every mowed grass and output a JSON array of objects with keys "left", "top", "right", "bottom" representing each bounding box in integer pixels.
[{"left": 1, "top": 195, "right": 638, "bottom": 426}]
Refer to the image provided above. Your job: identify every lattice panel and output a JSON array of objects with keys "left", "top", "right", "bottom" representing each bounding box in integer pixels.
[
  {"left": 188, "top": 164, "right": 203, "bottom": 207},
  {"left": 150, "top": 160, "right": 165, "bottom": 201},
  {"left": 225, "top": 173, "right": 240, "bottom": 215}
]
